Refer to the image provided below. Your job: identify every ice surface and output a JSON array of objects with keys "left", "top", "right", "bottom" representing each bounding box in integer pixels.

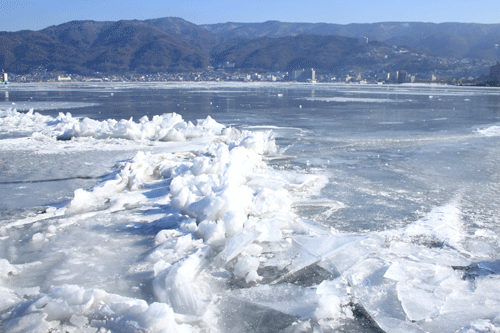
[
  {"left": 396, "top": 281, "right": 444, "bottom": 321},
  {"left": 2, "top": 83, "right": 500, "bottom": 332},
  {"left": 0, "top": 101, "right": 96, "bottom": 111},
  {"left": 0, "top": 106, "right": 340, "bottom": 330},
  {"left": 270, "top": 234, "right": 366, "bottom": 284},
  {"left": 384, "top": 259, "right": 455, "bottom": 284},
  {"left": 353, "top": 283, "right": 423, "bottom": 333},
  {"left": 402, "top": 202, "right": 464, "bottom": 249},
  {"left": 227, "top": 284, "right": 319, "bottom": 319},
  {"left": 212, "top": 228, "right": 261, "bottom": 267},
  {"left": 388, "top": 241, "right": 471, "bottom": 267},
  {"left": 303, "top": 97, "right": 405, "bottom": 103}
]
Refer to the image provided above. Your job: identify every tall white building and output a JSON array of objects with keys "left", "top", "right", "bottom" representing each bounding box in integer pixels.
[{"left": 291, "top": 68, "right": 315, "bottom": 82}]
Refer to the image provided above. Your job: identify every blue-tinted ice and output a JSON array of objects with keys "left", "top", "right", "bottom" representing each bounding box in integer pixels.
[{"left": 1, "top": 82, "right": 500, "bottom": 332}]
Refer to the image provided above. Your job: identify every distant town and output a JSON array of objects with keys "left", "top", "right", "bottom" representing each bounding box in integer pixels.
[
  {"left": 3, "top": 36, "right": 500, "bottom": 86},
  {"left": 4, "top": 60, "right": 499, "bottom": 86}
]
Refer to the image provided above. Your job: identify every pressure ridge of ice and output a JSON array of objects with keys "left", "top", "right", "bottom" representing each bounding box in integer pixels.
[
  {"left": 479, "top": 125, "right": 500, "bottom": 137},
  {"left": 1, "top": 109, "right": 500, "bottom": 332},
  {"left": 0, "top": 108, "right": 224, "bottom": 141}
]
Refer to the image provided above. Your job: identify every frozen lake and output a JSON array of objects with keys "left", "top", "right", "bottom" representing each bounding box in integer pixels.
[{"left": 1, "top": 82, "right": 500, "bottom": 332}]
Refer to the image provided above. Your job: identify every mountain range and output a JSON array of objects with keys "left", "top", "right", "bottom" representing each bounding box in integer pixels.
[{"left": 1, "top": 17, "right": 499, "bottom": 75}]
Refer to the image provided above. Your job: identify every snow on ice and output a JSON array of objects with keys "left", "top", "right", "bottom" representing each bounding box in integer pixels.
[{"left": 1, "top": 107, "right": 500, "bottom": 332}]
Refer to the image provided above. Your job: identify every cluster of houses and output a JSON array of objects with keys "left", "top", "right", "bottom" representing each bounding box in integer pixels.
[{"left": 2, "top": 61, "right": 500, "bottom": 85}]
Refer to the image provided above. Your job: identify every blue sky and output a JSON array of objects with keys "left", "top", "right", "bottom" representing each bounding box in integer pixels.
[{"left": 1, "top": 0, "right": 499, "bottom": 31}]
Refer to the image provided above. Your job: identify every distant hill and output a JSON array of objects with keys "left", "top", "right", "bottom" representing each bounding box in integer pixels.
[
  {"left": 0, "top": 18, "right": 212, "bottom": 74},
  {"left": 142, "top": 17, "right": 220, "bottom": 51},
  {"left": 211, "top": 34, "right": 385, "bottom": 71},
  {"left": 0, "top": 30, "right": 86, "bottom": 73},
  {"left": 1, "top": 17, "right": 499, "bottom": 75},
  {"left": 209, "top": 33, "right": 465, "bottom": 75},
  {"left": 202, "top": 21, "right": 500, "bottom": 61}
]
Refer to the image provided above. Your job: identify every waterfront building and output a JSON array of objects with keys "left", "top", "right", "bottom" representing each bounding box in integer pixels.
[
  {"left": 1, "top": 72, "right": 9, "bottom": 84},
  {"left": 489, "top": 62, "right": 500, "bottom": 85},
  {"left": 291, "top": 68, "right": 315, "bottom": 82}
]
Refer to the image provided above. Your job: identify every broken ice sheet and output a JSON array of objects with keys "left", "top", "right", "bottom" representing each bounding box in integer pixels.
[
  {"left": 0, "top": 287, "right": 22, "bottom": 313},
  {"left": 388, "top": 241, "right": 471, "bottom": 267},
  {"left": 271, "top": 234, "right": 366, "bottom": 284},
  {"left": 270, "top": 241, "right": 321, "bottom": 285},
  {"left": 325, "top": 235, "right": 385, "bottom": 275},
  {"left": 442, "top": 274, "right": 500, "bottom": 312},
  {"left": 475, "top": 260, "right": 500, "bottom": 276},
  {"left": 226, "top": 284, "right": 318, "bottom": 319},
  {"left": 384, "top": 259, "right": 455, "bottom": 285},
  {"left": 402, "top": 202, "right": 464, "bottom": 249},
  {"left": 396, "top": 281, "right": 444, "bottom": 322},
  {"left": 217, "top": 293, "right": 300, "bottom": 332},
  {"left": 293, "top": 235, "right": 368, "bottom": 259},
  {"left": 153, "top": 246, "right": 212, "bottom": 316},
  {"left": 212, "top": 228, "right": 261, "bottom": 267},
  {"left": 339, "top": 254, "right": 427, "bottom": 332},
  {"left": 383, "top": 256, "right": 500, "bottom": 330},
  {"left": 343, "top": 257, "right": 389, "bottom": 288},
  {"left": 353, "top": 282, "right": 423, "bottom": 333},
  {"left": 419, "top": 309, "right": 500, "bottom": 333},
  {"left": 454, "top": 320, "right": 500, "bottom": 333}
]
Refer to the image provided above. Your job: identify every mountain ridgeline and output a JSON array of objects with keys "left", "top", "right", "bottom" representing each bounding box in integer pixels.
[
  {"left": 0, "top": 18, "right": 212, "bottom": 74},
  {"left": 1, "top": 18, "right": 500, "bottom": 75}
]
